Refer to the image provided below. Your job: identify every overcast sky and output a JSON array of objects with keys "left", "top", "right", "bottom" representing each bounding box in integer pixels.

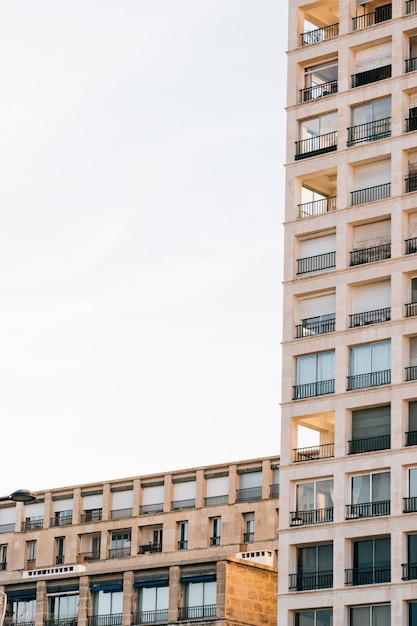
[{"left": 0, "top": 1, "right": 287, "bottom": 494}]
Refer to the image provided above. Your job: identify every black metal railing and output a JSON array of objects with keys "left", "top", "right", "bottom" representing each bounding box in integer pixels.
[
  {"left": 402, "top": 563, "right": 417, "bottom": 580},
  {"left": 80, "top": 510, "right": 102, "bottom": 523},
  {"left": 406, "top": 430, "right": 417, "bottom": 446},
  {"left": 108, "top": 546, "right": 131, "bottom": 559},
  {"left": 110, "top": 508, "right": 133, "bottom": 520},
  {"left": 296, "top": 251, "right": 336, "bottom": 274},
  {"left": 352, "top": 5, "right": 391, "bottom": 30},
  {"left": 56, "top": 555, "right": 65, "bottom": 565},
  {"left": 89, "top": 615, "right": 122, "bottom": 626},
  {"left": 243, "top": 532, "right": 255, "bottom": 542},
  {"left": 295, "top": 317, "right": 335, "bottom": 338},
  {"left": 406, "top": 237, "right": 417, "bottom": 254},
  {"left": 50, "top": 515, "right": 73, "bottom": 527},
  {"left": 348, "top": 434, "right": 390, "bottom": 454},
  {"left": 349, "top": 243, "right": 391, "bottom": 266},
  {"left": 406, "top": 57, "right": 417, "bottom": 73},
  {"left": 351, "top": 64, "right": 391, "bottom": 88},
  {"left": 79, "top": 551, "right": 100, "bottom": 561},
  {"left": 21, "top": 518, "right": 43, "bottom": 531},
  {"left": 138, "top": 543, "right": 162, "bottom": 554},
  {"left": 290, "top": 507, "right": 333, "bottom": 526},
  {"left": 298, "top": 195, "right": 337, "bottom": 218},
  {"left": 204, "top": 495, "right": 228, "bottom": 506},
  {"left": 139, "top": 503, "right": 163, "bottom": 515},
  {"left": 270, "top": 483, "right": 280, "bottom": 498},
  {"left": 293, "top": 379, "right": 335, "bottom": 400},
  {"left": 300, "top": 80, "right": 338, "bottom": 102},
  {"left": 236, "top": 486, "right": 262, "bottom": 502},
  {"left": 133, "top": 609, "right": 169, "bottom": 624},
  {"left": 9, "top": 622, "right": 35, "bottom": 626},
  {"left": 178, "top": 605, "right": 216, "bottom": 620},
  {"left": 210, "top": 536, "right": 221, "bottom": 546},
  {"left": 347, "top": 118, "right": 391, "bottom": 146},
  {"left": 406, "top": 0, "right": 417, "bottom": 12},
  {"left": 45, "top": 619, "right": 78, "bottom": 626},
  {"left": 300, "top": 23, "right": 339, "bottom": 46},
  {"left": 294, "top": 443, "right": 334, "bottom": 462},
  {"left": 406, "top": 366, "right": 417, "bottom": 381},
  {"left": 170, "top": 498, "right": 195, "bottom": 511},
  {"left": 345, "top": 565, "right": 390, "bottom": 586},
  {"left": 406, "top": 175, "right": 417, "bottom": 193},
  {"left": 350, "top": 182, "right": 391, "bottom": 205},
  {"left": 0, "top": 523, "right": 15, "bottom": 534},
  {"left": 346, "top": 500, "right": 390, "bottom": 519},
  {"left": 349, "top": 307, "right": 391, "bottom": 327},
  {"left": 405, "top": 302, "right": 417, "bottom": 317},
  {"left": 404, "top": 496, "right": 417, "bottom": 512},
  {"left": 178, "top": 540, "right": 188, "bottom": 550},
  {"left": 295, "top": 131, "right": 337, "bottom": 160},
  {"left": 289, "top": 570, "right": 333, "bottom": 591},
  {"left": 406, "top": 116, "right": 417, "bottom": 132}
]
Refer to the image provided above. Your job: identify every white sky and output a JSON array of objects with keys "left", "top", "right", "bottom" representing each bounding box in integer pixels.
[{"left": 0, "top": 1, "right": 287, "bottom": 494}]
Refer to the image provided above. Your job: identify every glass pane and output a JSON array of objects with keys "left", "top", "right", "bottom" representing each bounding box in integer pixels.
[
  {"left": 188, "top": 582, "right": 204, "bottom": 606},
  {"left": 351, "top": 605, "right": 369, "bottom": 626},
  {"left": 155, "top": 587, "right": 169, "bottom": 611},
  {"left": 353, "top": 102, "right": 372, "bottom": 126},
  {"left": 371, "top": 341, "right": 390, "bottom": 371},
  {"left": 410, "top": 602, "right": 417, "bottom": 626},
  {"left": 374, "top": 537, "right": 390, "bottom": 566},
  {"left": 298, "top": 546, "right": 316, "bottom": 573},
  {"left": 96, "top": 591, "right": 111, "bottom": 615},
  {"left": 297, "top": 355, "right": 317, "bottom": 385},
  {"left": 373, "top": 97, "right": 391, "bottom": 120},
  {"left": 317, "top": 351, "right": 334, "bottom": 382},
  {"left": 203, "top": 581, "right": 216, "bottom": 605},
  {"left": 295, "top": 611, "right": 314, "bottom": 626},
  {"left": 410, "top": 469, "right": 417, "bottom": 497},
  {"left": 352, "top": 475, "right": 370, "bottom": 504},
  {"left": 408, "top": 534, "right": 417, "bottom": 562},
  {"left": 297, "top": 483, "right": 314, "bottom": 511},
  {"left": 318, "top": 544, "right": 333, "bottom": 571},
  {"left": 351, "top": 345, "right": 371, "bottom": 375},
  {"left": 316, "top": 479, "right": 334, "bottom": 508},
  {"left": 141, "top": 588, "right": 156, "bottom": 612},
  {"left": 354, "top": 540, "right": 373, "bottom": 568},
  {"left": 372, "top": 604, "right": 390, "bottom": 626},
  {"left": 372, "top": 472, "right": 390, "bottom": 501},
  {"left": 316, "top": 610, "right": 333, "bottom": 626}
]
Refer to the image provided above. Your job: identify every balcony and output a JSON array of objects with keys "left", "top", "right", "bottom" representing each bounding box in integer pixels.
[
  {"left": 347, "top": 118, "right": 391, "bottom": 146},
  {"left": 350, "top": 243, "right": 391, "bottom": 266},
  {"left": 290, "top": 507, "right": 333, "bottom": 526},
  {"left": 406, "top": 57, "right": 417, "bottom": 73},
  {"left": 352, "top": 5, "right": 392, "bottom": 30},
  {"left": 345, "top": 565, "right": 390, "bottom": 586},
  {"left": 406, "top": 237, "right": 417, "bottom": 255},
  {"left": 296, "top": 251, "right": 336, "bottom": 275},
  {"left": 50, "top": 515, "right": 73, "bottom": 527},
  {"left": 406, "top": 366, "right": 417, "bottom": 381},
  {"left": 293, "top": 379, "right": 335, "bottom": 400},
  {"left": 108, "top": 546, "right": 131, "bottom": 559},
  {"left": 351, "top": 64, "right": 391, "bottom": 88},
  {"left": 406, "top": 0, "right": 417, "bottom": 13},
  {"left": 346, "top": 500, "right": 390, "bottom": 519},
  {"left": 236, "top": 486, "right": 262, "bottom": 502},
  {"left": 404, "top": 496, "right": 417, "bottom": 512},
  {"left": 295, "top": 131, "right": 337, "bottom": 160},
  {"left": 406, "top": 431, "right": 417, "bottom": 446},
  {"left": 21, "top": 518, "right": 43, "bottom": 531},
  {"left": 138, "top": 543, "right": 161, "bottom": 554},
  {"left": 298, "top": 195, "right": 336, "bottom": 219},
  {"left": 294, "top": 443, "right": 334, "bottom": 462},
  {"left": 110, "top": 508, "right": 133, "bottom": 520},
  {"left": 300, "top": 80, "right": 338, "bottom": 103},
  {"left": 300, "top": 23, "right": 339, "bottom": 46},
  {"left": 133, "top": 609, "right": 168, "bottom": 625},
  {"left": 406, "top": 174, "right": 417, "bottom": 193},
  {"left": 295, "top": 317, "right": 335, "bottom": 338},
  {"left": 402, "top": 563, "right": 417, "bottom": 580},
  {"left": 80, "top": 510, "right": 102, "bottom": 523},
  {"left": 406, "top": 116, "right": 417, "bottom": 132},
  {"left": 289, "top": 570, "right": 333, "bottom": 591},
  {"left": 350, "top": 182, "right": 391, "bottom": 206},
  {"left": 178, "top": 605, "right": 216, "bottom": 620},
  {"left": 45, "top": 620, "right": 78, "bottom": 626},
  {"left": 78, "top": 551, "right": 100, "bottom": 562},
  {"left": 89, "top": 616, "right": 122, "bottom": 626},
  {"left": 204, "top": 495, "right": 228, "bottom": 506},
  {"left": 348, "top": 434, "right": 390, "bottom": 454},
  {"left": 139, "top": 503, "right": 163, "bottom": 515},
  {"left": 405, "top": 302, "right": 417, "bottom": 317},
  {"left": 349, "top": 307, "right": 390, "bottom": 328},
  {"left": 270, "top": 483, "right": 280, "bottom": 498},
  {"left": 170, "top": 498, "right": 195, "bottom": 511}
]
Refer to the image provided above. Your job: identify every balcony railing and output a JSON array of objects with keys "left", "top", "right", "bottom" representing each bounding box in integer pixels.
[
  {"left": 345, "top": 565, "right": 390, "bottom": 586},
  {"left": 351, "top": 64, "right": 391, "bottom": 88},
  {"left": 0, "top": 523, "right": 15, "bottom": 534},
  {"left": 348, "top": 434, "right": 390, "bottom": 454},
  {"left": 406, "top": 116, "right": 417, "bottom": 132},
  {"left": 300, "top": 80, "right": 338, "bottom": 103},
  {"left": 346, "top": 500, "right": 390, "bottom": 519},
  {"left": 295, "top": 131, "right": 337, "bottom": 160},
  {"left": 290, "top": 507, "right": 333, "bottom": 526},
  {"left": 293, "top": 379, "right": 335, "bottom": 400},
  {"left": 204, "top": 495, "right": 228, "bottom": 506},
  {"left": 236, "top": 486, "right": 262, "bottom": 502},
  {"left": 56, "top": 555, "right": 65, "bottom": 565},
  {"left": 294, "top": 443, "right": 334, "bottom": 462},
  {"left": 178, "top": 540, "right": 188, "bottom": 550},
  {"left": 406, "top": 366, "right": 417, "bottom": 381},
  {"left": 349, "top": 307, "right": 391, "bottom": 328},
  {"left": 78, "top": 551, "right": 100, "bottom": 561},
  {"left": 108, "top": 546, "right": 131, "bottom": 559},
  {"left": 21, "top": 518, "right": 43, "bottom": 531},
  {"left": 270, "top": 483, "right": 280, "bottom": 498},
  {"left": 178, "top": 605, "right": 216, "bottom": 620},
  {"left": 89, "top": 616, "right": 122, "bottom": 626},
  {"left": 352, "top": 5, "right": 392, "bottom": 29},
  {"left": 406, "top": 174, "right": 417, "bottom": 193},
  {"left": 9, "top": 622, "right": 34, "bottom": 626},
  {"left": 349, "top": 243, "right": 391, "bottom": 266},
  {"left": 170, "top": 498, "right": 195, "bottom": 511},
  {"left": 110, "top": 508, "right": 133, "bottom": 520},
  {"left": 296, "top": 251, "right": 336, "bottom": 274},
  {"left": 50, "top": 515, "right": 73, "bottom": 527},
  {"left": 350, "top": 182, "right": 391, "bottom": 205},
  {"left": 404, "top": 496, "right": 417, "bottom": 512},
  {"left": 295, "top": 317, "right": 335, "bottom": 338},
  {"left": 406, "top": 0, "right": 417, "bottom": 12},
  {"left": 298, "top": 196, "right": 337, "bottom": 218},
  {"left": 402, "top": 563, "right": 417, "bottom": 580},
  {"left": 139, "top": 503, "right": 163, "bottom": 515},
  {"left": 289, "top": 570, "right": 333, "bottom": 591},
  {"left": 406, "top": 430, "right": 417, "bottom": 446},
  {"left": 300, "top": 23, "right": 339, "bottom": 46},
  {"left": 243, "top": 531, "right": 255, "bottom": 542},
  {"left": 406, "top": 237, "right": 417, "bottom": 254},
  {"left": 80, "top": 510, "right": 102, "bottom": 523},
  {"left": 347, "top": 118, "right": 391, "bottom": 146},
  {"left": 138, "top": 543, "right": 161, "bottom": 554},
  {"left": 405, "top": 302, "right": 417, "bottom": 317},
  {"left": 406, "top": 57, "right": 417, "bottom": 73},
  {"left": 133, "top": 609, "right": 169, "bottom": 624},
  {"left": 210, "top": 536, "right": 221, "bottom": 546},
  {"left": 45, "top": 619, "right": 78, "bottom": 626}
]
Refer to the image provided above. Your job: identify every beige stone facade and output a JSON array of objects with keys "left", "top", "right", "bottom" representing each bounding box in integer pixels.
[
  {"left": 0, "top": 456, "right": 278, "bottom": 626},
  {"left": 279, "top": 1, "right": 417, "bottom": 624}
]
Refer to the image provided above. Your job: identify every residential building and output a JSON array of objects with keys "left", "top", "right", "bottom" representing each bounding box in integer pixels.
[
  {"left": 0, "top": 457, "right": 279, "bottom": 626},
  {"left": 279, "top": 1, "right": 417, "bottom": 624}
]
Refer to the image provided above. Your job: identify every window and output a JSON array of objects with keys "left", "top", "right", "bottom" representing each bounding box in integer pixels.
[
  {"left": 171, "top": 479, "right": 196, "bottom": 511},
  {"left": 352, "top": 41, "right": 392, "bottom": 87},
  {"left": 110, "top": 490, "right": 133, "bottom": 520},
  {"left": 351, "top": 160, "right": 391, "bottom": 205},
  {"left": 347, "top": 472, "right": 390, "bottom": 518},
  {"left": 410, "top": 601, "right": 417, "bottom": 626},
  {"left": 26, "top": 540, "right": 37, "bottom": 566},
  {"left": 55, "top": 537, "right": 65, "bottom": 565},
  {"left": 0, "top": 544, "right": 7, "bottom": 570},
  {"left": 296, "top": 293, "right": 335, "bottom": 338},
  {"left": 140, "top": 483, "right": 164, "bottom": 515},
  {"left": 49, "top": 593, "right": 79, "bottom": 621},
  {"left": 79, "top": 533, "right": 100, "bottom": 561},
  {"left": 7, "top": 597, "right": 36, "bottom": 626},
  {"left": 291, "top": 479, "right": 333, "bottom": 525},
  {"left": 297, "top": 233, "right": 336, "bottom": 275},
  {"left": 350, "top": 604, "right": 390, "bottom": 626},
  {"left": 181, "top": 579, "right": 216, "bottom": 620},
  {"left": 407, "top": 402, "right": 417, "bottom": 446},
  {"left": 204, "top": 474, "right": 229, "bottom": 506},
  {"left": 92, "top": 589, "right": 122, "bottom": 625},
  {"left": 53, "top": 510, "right": 73, "bottom": 527},
  {"left": 350, "top": 281, "right": 390, "bottom": 327},
  {"left": 210, "top": 518, "right": 221, "bottom": 546},
  {"left": 404, "top": 468, "right": 417, "bottom": 513},
  {"left": 138, "top": 526, "right": 162, "bottom": 554},
  {"left": 301, "top": 59, "right": 338, "bottom": 101},
  {"left": 350, "top": 219, "right": 391, "bottom": 265},
  {"left": 82, "top": 493, "right": 103, "bottom": 522},
  {"left": 349, "top": 405, "right": 390, "bottom": 453},
  {"left": 136, "top": 585, "right": 169, "bottom": 624},
  {"left": 178, "top": 521, "right": 188, "bottom": 550},
  {"left": 347, "top": 537, "right": 390, "bottom": 585},
  {"left": 348, "top": 341, "right": 391, "bottom": 390},
  {"left": 236, "top": 469, "right": 262, "bottom": 501},
  {"left": 403, "top": 534, "right": 417, "bottom": 580},
  {"left": 0, "top": 507, "right": 15, "bottom": 534},
  {"left": 243, "top": 512, "right": 255, "bottom": 542},
  {"left": 348, "top": 98, "right": 391, "bottom": 145},
  {"left": 290, "top": 544, "right": 333, "bottom": 591},
  {"left": 296, "top": 112, "right": 337, "bottom": 159},
  {"left": 110, "top": 530, "right": 131, "bottom": 558},
  {"left": 294, "top": 351, "right": 335, "bottom": 399},
  {"left": 294, "top": 609, "right": 333, "bottom": 626}
]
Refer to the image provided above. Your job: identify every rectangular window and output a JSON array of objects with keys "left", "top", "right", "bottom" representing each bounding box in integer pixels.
[
  {"left": 55, "top": 537, "right": 65, "bottom": 565},
  {"left": 348, "top": 472, "right": 390, "bottom": 518},
  {"left": 348, "top": 342, "right": 391, "bottom": 390},
  {"left": 348, "top": 98, "right": 391, "bottom": 145},
  {"left": 297, "top": 233, "right": 336, "bottom": 275},
  {"left": 110, "top": 530, "right": 131, "bottom": 558},
  {"left": 210, "top": 518, "right": 221, "bottom": 546},
  {"left": 302, "top": 59, "right": 338, "bottom": 101},
  {"left": 297, "top": 293, "right": 335, "bottom": 337},
  {"left": 294, "top": 609, "right": 333, "bottom": 626},
  {"left": 237, "top": 470, "right": 262, "bottom": 501},
  {"left": 8, "top": 599, "right": 36, "bottom": 625},
  {"left": 204, "top": 475, "right": 229, "bottom": 506},
  {"left": 138, "top": 586, "right": 169, "bottom": 623},
  {"left": 410, "top": 601, "right": 417, "bottom": 626},
  {"left": 293, "top": 479, "right": 333, "bottom": 524},
  {"left": 296, "top": 112, "right": 337, "bottom": 158},
  {"left": 294, "top": 351, "right": 335, "bottom": 399},
  {"left": 291, "top": 544, "right": 333, "bottom": 590},
  {"left": 350, "top": 604, "right": 390, "bottom": 625},
  {"left": 350, "top": 405, "right": 390, "bottom": 453},
  {"left": 178, "top": 521, "right": 188, "bottom": 550},
  {"left": 93, "top": 590, "right": 123, "bottom": 619},
  {"left": 350, "top": 281, "right": 390, "bottom": 327},
  {"left": 183, "top": 580, "right": 216, "bottom": 619},
  {"left": 243, "top": 512, "right": 255, "bottom": 542},
  {"left": 351, "top": 161, "right": 391, "bottom": 205},
  {"left": 49, "top": 594, "right": 79, "bottom": 620},
  {"left": 0, "top": 544, "right": 7, "bottom": 570},
  {"left": 348, "top": 538, "right": 390, "bottom": 586},
  {"left": 140, "top": 484, "right": 164, "bottom": 514},
  {"left": 27, "top": 540, "right": 36, "bottom": 564}
]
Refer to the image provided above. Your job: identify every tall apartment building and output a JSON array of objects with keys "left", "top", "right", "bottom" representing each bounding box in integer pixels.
[
  {"left": 279, "top": 1, "right": 417, "bottom": 624},
  {"left": 0, "top": 456, "right": 279, "bottom": 626}
]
